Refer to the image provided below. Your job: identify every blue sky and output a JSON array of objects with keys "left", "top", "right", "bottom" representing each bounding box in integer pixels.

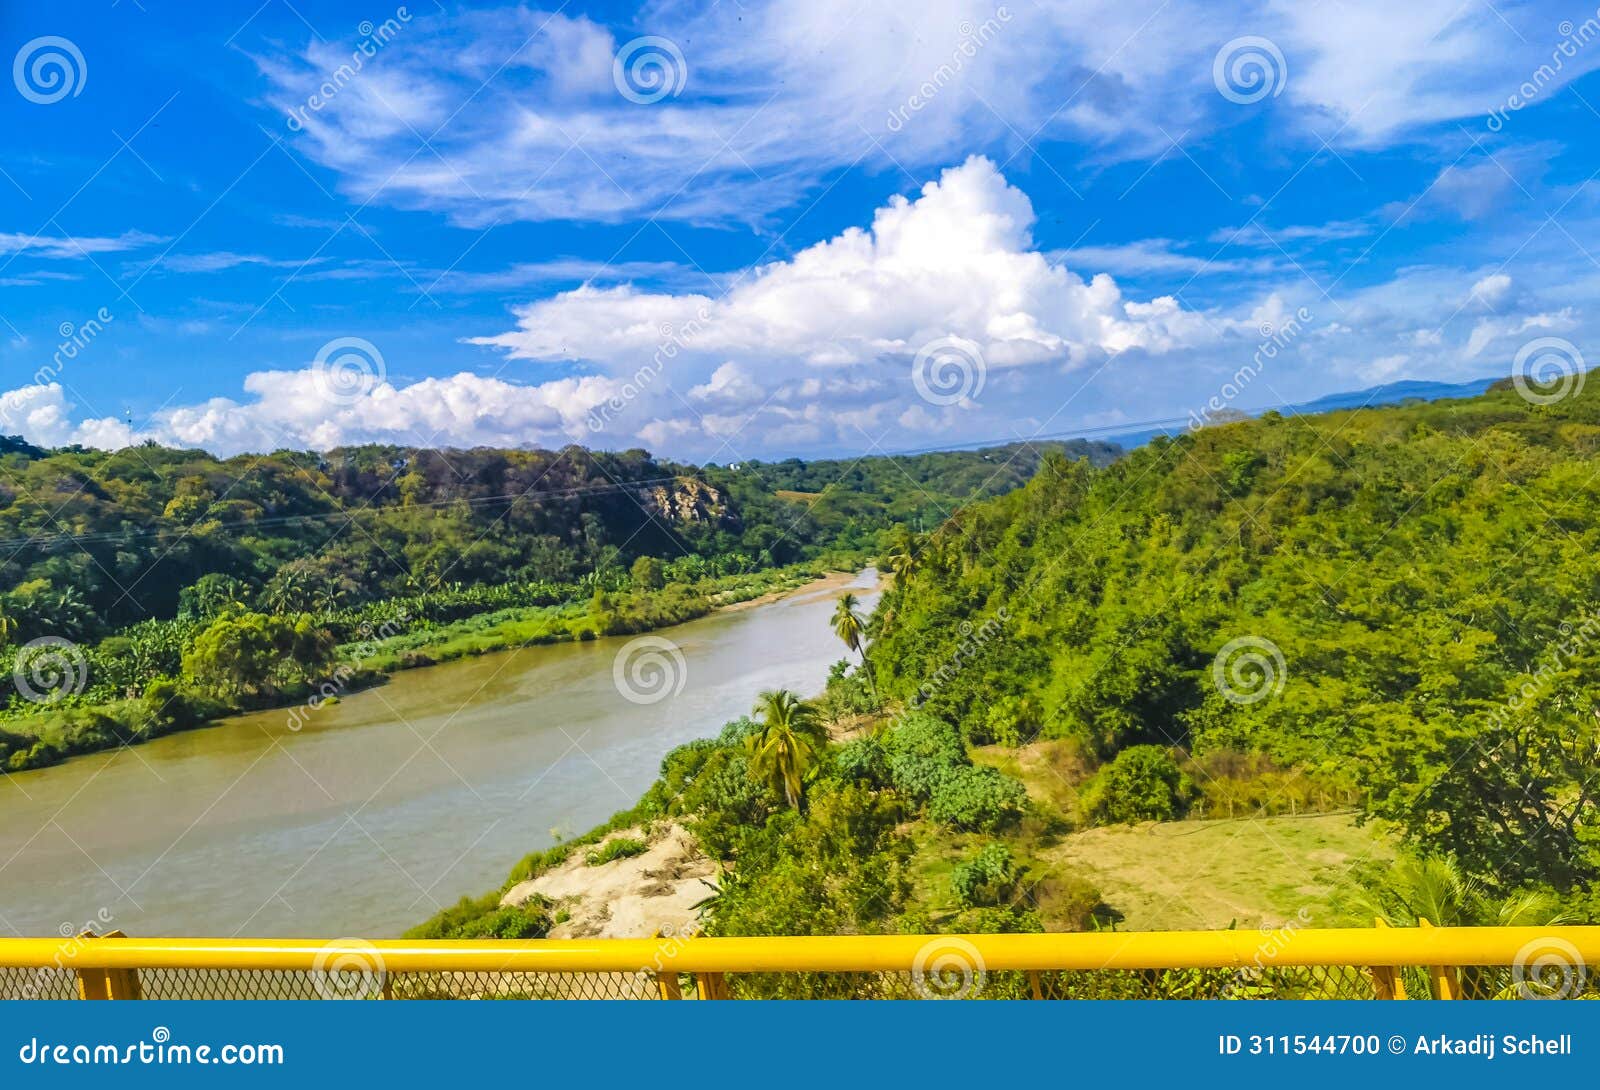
[{"left": 2, "top": 0, "right": 1599, "bottom": 461}]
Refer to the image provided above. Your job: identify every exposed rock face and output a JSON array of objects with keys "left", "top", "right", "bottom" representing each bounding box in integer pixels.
[{"left": 640, "top": 478, "right": 731, "bottom": 525}]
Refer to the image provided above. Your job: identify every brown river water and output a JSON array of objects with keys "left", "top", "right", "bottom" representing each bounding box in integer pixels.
[{"left": 0, "top": 571, "right": 879, "bottom": 939}]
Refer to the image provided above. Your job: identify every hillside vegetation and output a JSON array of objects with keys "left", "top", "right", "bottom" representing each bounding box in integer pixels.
[
  {"left": 419, "top": 386, "right": 1600, "bottom": 959},
  {"left": 873, "top": 383, "right": 1600, "bottom": 897}
]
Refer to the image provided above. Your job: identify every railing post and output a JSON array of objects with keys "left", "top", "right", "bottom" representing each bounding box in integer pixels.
[
  {"left": 1368, "top": 918, "right": 1405, "bottom": 999},
  {"left": 1028, "top": 970, "right": 1044, "bottom": 1000},
  {"left": 651, "top": 928, "right": 684, "bottom": 999},
  {"left": 695, "top": 972, "right": 727, "bottom": 999},
  {"left": 1418, "top": 919, "right": 1459, "bottom": 999},
  {"left": 73, "top": 930, "right": 142, "bottom": 1000}
]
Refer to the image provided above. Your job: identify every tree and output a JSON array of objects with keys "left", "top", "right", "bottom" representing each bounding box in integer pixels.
[
  {"left": 178, "top": 573, "right": 250, "bottom": 621},
  {"left": 746, "top": 688, "right": 828, "bottom": 811},
  {"left": 881, "top": 525, "right": 920, "bottom": 586},
  {"left": 1366, "top": 706, "right": 1600, "bottom": 891},
  {"left": 182, "top": 611, "right": 336, "bottom": 700},
  {"left": 829, "top": 592, "right": 878, "bottom": 701},
  {"left": 630, "top": 555, "right": 666, "bottom": 590}
]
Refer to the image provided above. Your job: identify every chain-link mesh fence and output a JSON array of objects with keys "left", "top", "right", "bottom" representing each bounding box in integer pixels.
[{"left": 6, "top": 962, "right": 1595, "bottom": 1000}]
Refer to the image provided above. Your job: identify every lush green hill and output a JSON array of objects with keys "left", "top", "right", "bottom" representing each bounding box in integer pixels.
[
  {"left": 0, "top": 437, "right": 1112, "bottom": 645},
  {"left": 870, "top": 384, "right": 1600, "bottom": 895}
]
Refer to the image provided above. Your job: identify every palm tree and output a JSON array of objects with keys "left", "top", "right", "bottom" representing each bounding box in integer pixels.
[
  {"left": 746, "top": 688, "right": 828, "bottom": 811},
  {"left": 881, "top": 526, "right": 920, "bottom": 586},
  {"left": 830, "top": 592, "right": 879, "bottom": 701},
  {"left": 1351, "top": 854, "right": 1565, "bottom": 998}
]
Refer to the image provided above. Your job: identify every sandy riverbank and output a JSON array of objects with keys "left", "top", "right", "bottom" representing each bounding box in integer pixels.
[
  {"left": 716, "top": 567, "right": 885, "bottom": 614},
  {"left": 501, "top": 824, "right": 715, "bottom": 939}
]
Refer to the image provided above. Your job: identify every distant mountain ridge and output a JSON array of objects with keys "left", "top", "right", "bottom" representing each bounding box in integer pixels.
[{"left": 1102, "top": 374, "right": 1504, "bottom": 449}]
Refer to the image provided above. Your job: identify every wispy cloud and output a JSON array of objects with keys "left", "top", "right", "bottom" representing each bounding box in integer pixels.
[
  {"left": 251, "top": 1, "right": 1599, "bottom": 227},
  {"left": 297, "top": 257, "right": 691, "bottom": 293},
  {"left": 130, "top": 251, "right": 332, "bottom": 274},
  {"left": 0, "top": 229, "right": 167, "bottom": 259}
]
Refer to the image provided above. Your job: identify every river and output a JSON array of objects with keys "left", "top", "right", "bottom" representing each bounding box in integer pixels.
[{"left": 0, "top": 571, "right": 879, "bottom": 939}]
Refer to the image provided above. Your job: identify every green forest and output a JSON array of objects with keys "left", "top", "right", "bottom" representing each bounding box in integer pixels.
[
  {"left": 419, "top": 382, "right": 1600, "bottom": 966},
  {"left": 0, "top": 434, "right": 1112, "bottom": 771}
]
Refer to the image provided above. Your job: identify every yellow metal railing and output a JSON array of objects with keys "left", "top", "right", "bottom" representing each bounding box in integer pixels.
[{"left": 1, "top": 926, "right": 1595, "bottom": 1000}]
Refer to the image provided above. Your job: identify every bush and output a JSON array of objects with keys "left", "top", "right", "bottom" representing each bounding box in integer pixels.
[
  {"left": 683, "top": 750, "right": 774, "bottom": 858},
  {"left": 1081, "top": 745, "right": 1193, "bottom": 825},
  {"left": 951, "top": 843, "right": 1018, "bottom": 907},
  {"left": 585, "top": 837, "right": 647, "bottom": 866},
  {"left": 927, "top": 764, "right": 1028, "bottom": 831},
  {"left": 405, "top": 894, "right": 550, "bottom": 940},
  {"left": 832, "top": 736, "right": 888, "bottom": 786},
  {"left": 884, "top": 711, "right": 966, "bottom": 801}
]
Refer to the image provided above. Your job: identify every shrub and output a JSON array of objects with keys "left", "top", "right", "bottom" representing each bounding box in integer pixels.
[
  {"left": 405, "top": 894, "right": 550, "bottom": 940},
  {"left": 832, "top": 736, "right": 888, "bottom": 786},
  {"left": 884, "top": 711, "right": 966, "bottom": 801},
  {"left": 1081, "top": 745, "right": 1193, "bottom": 825},
  {"left": 951, "top": 843, "right": 1018, "bottom": 907},
  {"left": 927, "top": 764, "right": 1028, "bottom": 831}
]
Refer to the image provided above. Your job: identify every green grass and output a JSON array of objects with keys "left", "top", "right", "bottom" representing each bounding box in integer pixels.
[
  {"left": 1041, "top": 812, "right": 1390, "bottom": 931},
  {"left": 585, "top": 837, "right": 648, "bottom": 866}
]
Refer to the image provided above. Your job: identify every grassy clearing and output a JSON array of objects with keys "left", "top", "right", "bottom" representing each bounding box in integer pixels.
[
  {"left": 1042, "top": 812, "right": 1390, "bottom": 931},
  {"left": 971, "top": 738, "right": 1090, "bottom": 820}
]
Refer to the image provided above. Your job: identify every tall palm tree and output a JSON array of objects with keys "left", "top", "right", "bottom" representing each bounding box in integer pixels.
[
  {"left": 746, "top": 688, "right": 828, "bottom": 811},
  {"left": 830, "top": 592, "right": 879, "bottom": 701}
]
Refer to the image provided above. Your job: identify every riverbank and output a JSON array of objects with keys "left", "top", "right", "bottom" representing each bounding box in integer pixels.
[
  {"left": 0, "top": 558, "right": 868, "bottom": 776},
  {"left": 0, "top": 571, "right": 881, "bottom": 938}
]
